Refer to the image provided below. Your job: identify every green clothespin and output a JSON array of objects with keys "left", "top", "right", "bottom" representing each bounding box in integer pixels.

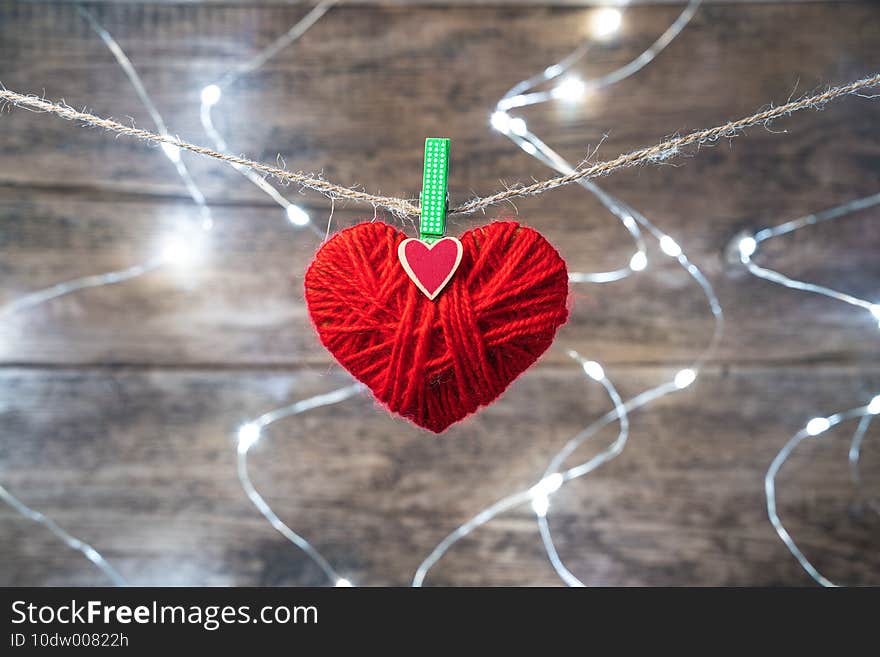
[{"left": 419, "top": 138, "right": 450, "bottom": 244}]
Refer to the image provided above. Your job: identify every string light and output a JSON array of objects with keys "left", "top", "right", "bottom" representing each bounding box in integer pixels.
[
  {"left": 659, "top": 235, "right": 683, "bottom": 257},
  {"left": 160, "top": 142, "right": 181, "bottom": 162},
  {"left": 194, "top": 2, "right": 380, "bottom": 588},
  {"left": 0, "top": 8, "right": 221, "bottom": 584},
  {"left": 580, "top": 359, "right": 605, "bottom": 381},
  {"left": 591, "top": 9, "right": 623, "bottom": 39},
  {"left": 737, "top": 194, "right": 880, "bottom": 584},
  {"left": 504, "top": 135, "right": 647, "bottom": 285},
  {"left": 414, "top": 1, "right": 719, "bottom": 586},
  {"left": 236, "top": 423, "right": 262, "bottom": 454},
  {"left": 0, "top": 7, "right": 214, "bottom": 322},
  {"left": 4, "top": 3, "right": 354, "bottom": 589},
  {"left": 805, "top": 417, "right": 831, "bottom": 436},
  {"left": 490, "top": 110, "right": 512, "bottom": 133},
  {"left": 492, "top": 2, "right": 703, "bottom": 286},
  {"left": 160, "top": 236, "right": 202, "bottom": 267},
  {"left": 286, "top": 205, "right": 312, "bottom": 227},
  {"left": 200, "top": 84, "right": 222, "bottom": 107},
  {"left": 531, "top": 494, "right": 551, "bottom": 518},
  {"left": 509, "top": 117, "right": 528, "bottom": 136},
  {"left": 737, "top": 191, "right": 880, "bottom": 322},
  {"left": 0, "top": 261, "right": 163, "bottom": 318},
  {"left": 414, "top": 218, "right": 723, "bottom": 585},
  {"left": 0, "top": 483, "right": 128, "bottom": 586},
  {"left": 738, "top": 236, "right": 757, "bottom": 259},
  {"left": 198, "top": 1, "right": 336, "bottom": 238},
  {"left": 412, "top": 349, "right": 629, "bottom": 587},
  {"left": 414, "top": 337, "right": 733, "bottom": 585},
  {"left": 7, "top": 0, "right": 733, "bottom": 588},
  {"left": 496, "top": 1, "right": 699, "bottom": 115},
  {"left": 236, "top": 383, "right": 365, "bottom": 587},
  {"left": 11, "top": 0, "right": 871, "bottom": 588},
  {"left": 78, "top": 6, "right": 214, "bottom": 232},
  {"left": 552, "top": 76, "right": 587, "bottom": 102},
  {"left": 674, "top": 368, "right": 697, "bottom": 389},
  {"left": 629, "top": 251, "right": 648, "bottom": 272},
  {"left": 532, "top": 472, "right": 564, "bottom": 497},
  {"left": 7, "top": 3, "right": 344, "bottom": 588},
  {"left": 765, "top": 400, "right": 878, "bottom": 587}
]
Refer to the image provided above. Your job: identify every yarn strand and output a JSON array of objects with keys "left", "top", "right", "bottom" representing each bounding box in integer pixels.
[{"left": 1, "top": 73, "right": 878, "bottom": 218}]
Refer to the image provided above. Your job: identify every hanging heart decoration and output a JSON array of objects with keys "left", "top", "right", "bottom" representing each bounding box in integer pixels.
[{"left": 304, "top": 220, "right": 569, "bottom": 432}]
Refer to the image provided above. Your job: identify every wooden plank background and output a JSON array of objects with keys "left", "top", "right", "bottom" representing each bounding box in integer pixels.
[{"left": 0, "top": 0, "right": 878, "bottom": 586}]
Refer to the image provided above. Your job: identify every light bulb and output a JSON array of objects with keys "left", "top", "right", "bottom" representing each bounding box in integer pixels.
[
  {"left": 660, "top": 235, "right": 682, "bottom": 257},
  {"left": 237, "top": 423, "right": 261, "bottom": 452},
  {"left": 869, "top": 304, "right": 880, "bottom": 320},
  {"left": 629, "top": 251, "right": 647, "bottom": 271},
  {"left": 490, "top": 111, "right": 511, "bottom": 133},
  {"left": 531, "top": 494, "right": 550, "bottom": 518},
  {"left": 335, "top": 578, "right": 353, "bottom": 587},
  {"left": 201, "top": 84, "right": 222, "bottom": 106},
  {"left": 530, "top": 473, "right": 563, "bottom": 518},
  {"left": 552, "top": 76, "right": 586, "bottom": 102},
  {"left": 674, "top": 368, "right": 697, "bottom": 389},
  {"left": 582, "top": 360, "right": 605, "bottom": 381},
  {"left": 200, "top": 207, "right": 213, "bottom": 232},
  {"left": 286, "top": 205, "right": 310, "bottom": 226},
  {"left": 591, "top": 8, "right": 622, "bottom": 38},
  {"left": 806, "top": 417, "right": 830, "bottom": 436},
  {"left": 738, "top": 236, "right": 757, "bottom": 259},
  {"left": 160, "top": 240, "right": 192, "bottom": 265},
  {"left": 161, "top": 143, "right": 181, "bottom": 162},
  {"left": 868, "top": 396, "right": 880, "bottom": 415},
  {"left": 509, "top": 117, "right": 528, "bottom": 136}
]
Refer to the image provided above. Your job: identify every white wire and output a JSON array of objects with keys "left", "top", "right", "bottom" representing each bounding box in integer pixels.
[
  {"left": 742, "top": 192, "right": 880, "bottom": 316},
  {"left": 77, "top": 5, "right": 214, "bottom": 231},
  {"left": 196, "top": 3, "right": 364, "bottom": 587},
  {"left": 413, "top": 237, "right": 724, "bottom": 587},
  {"left": 0, "top": 8, "right": 224, "bottom": 585},
  {"left": 199, "top": 1, "right": 335, "bottom": 239},
  {"left": 414, "top": 1, "right": 717, "bottom": 587},
  {"left": 739, "top": 193, "right": 880, "bottom": 584},
  {"left": 236, "top": 383, "right": 365, "bottom": 586},
  {"left": 765, "top": 403, "right": 878, "bottom": 588},
  {"left": 497, "top": 1, "right": 702, "bottom": 112},
  {"left": 847, "top": 413, "right": 878, "bottom": 515},
  {"left": 0, "top": 259, "right": 163, "bottom": 317},
  {"left": 0, "top": 482, "right": 128, "bottom": 585},
  {"left": 494, "top": 2, "right": 701, "bottom": 285}
]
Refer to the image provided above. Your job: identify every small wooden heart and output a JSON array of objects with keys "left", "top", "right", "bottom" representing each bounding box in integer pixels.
[{"left": 397, "top": 237, "right": 463, "bottom": 300}]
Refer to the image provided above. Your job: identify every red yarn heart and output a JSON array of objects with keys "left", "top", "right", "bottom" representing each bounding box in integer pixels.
[{"left": 304, "top": 221, "right": 569, "bottom": 433}]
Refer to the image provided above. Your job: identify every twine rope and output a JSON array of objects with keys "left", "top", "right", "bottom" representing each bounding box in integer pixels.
[{"left": 1, "top": 73, "right": 878, "bottom": 218}]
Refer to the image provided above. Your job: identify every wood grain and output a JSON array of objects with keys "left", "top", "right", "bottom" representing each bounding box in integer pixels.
[
  {"left": 0, "top": 1, "right": 878, "bottom": 585},
  {"left": 16, "top": 1, "right": 838, "bottom": 6},
  {"left": 1, "top": 2, "right": 879, "bottom": 367},
  {"left": 1, "top": 365, "right": 878, "bottom": 586}
]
